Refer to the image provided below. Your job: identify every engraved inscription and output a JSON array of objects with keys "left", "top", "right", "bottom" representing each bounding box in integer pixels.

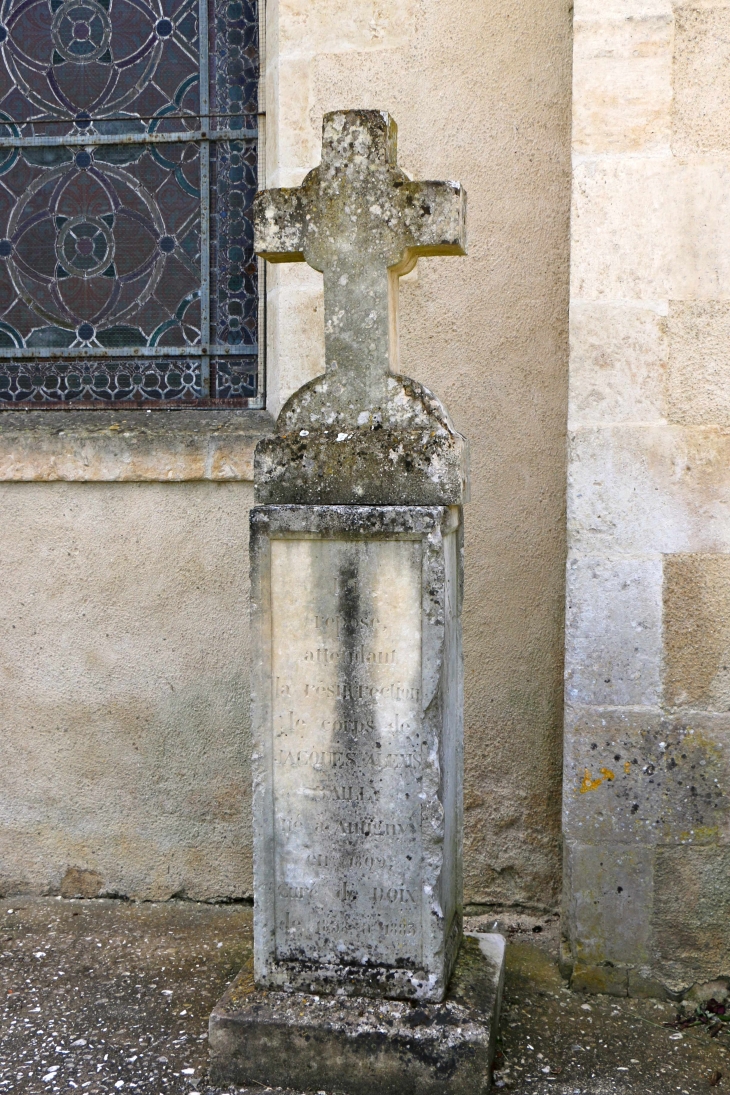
[{"left": 270, "top": 538, "right": 423, "bottom": 970}]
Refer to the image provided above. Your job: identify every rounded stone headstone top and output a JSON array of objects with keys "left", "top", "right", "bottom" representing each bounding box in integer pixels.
[
  {"left": 276, "top": 371, "right": 455, "bottom": 435},
  {"left": 254, "top": 372, "right": 469, "bottom": 507}
]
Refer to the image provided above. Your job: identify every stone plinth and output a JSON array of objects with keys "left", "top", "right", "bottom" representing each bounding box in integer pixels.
[
  {"left": 209, "top": 108, "right": 484, "bottom": 1091},
  {"left": 209, "top": 933, "right": 505, "bottom": 1095},
  {"left": 250, "top": 504, "right": 463, "bottom": 1002}
]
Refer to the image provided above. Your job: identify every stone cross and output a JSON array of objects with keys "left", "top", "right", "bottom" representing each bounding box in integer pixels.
[{"left": 254, "top": 110, "right": 466, "bottom": 408}]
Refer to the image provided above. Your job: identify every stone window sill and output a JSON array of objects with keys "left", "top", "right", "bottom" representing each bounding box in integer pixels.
[{"left": 0, "top": 409, "right": 275, "bottom": 482}]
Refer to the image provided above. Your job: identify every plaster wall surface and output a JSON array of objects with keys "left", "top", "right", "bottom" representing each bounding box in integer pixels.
[
  {"left": 565, "top": 0, "right": 730, "bottom": 994},
  {"left": 0, "top": 482, "right": 254, "bottom": 901},
  {"left": 0, "top": 0, "right": 572, "bottom": 909},
  {"left": 265, "top": 0, "right": 572, "bottom": 910}
]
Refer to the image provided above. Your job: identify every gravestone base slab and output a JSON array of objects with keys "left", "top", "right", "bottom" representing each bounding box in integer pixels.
[{"left": 208, "top": 934, "right": 505, "bottom": 1095}]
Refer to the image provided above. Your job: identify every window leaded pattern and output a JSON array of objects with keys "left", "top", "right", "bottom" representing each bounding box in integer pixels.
[{"left": 0, "top": 0, "right": 260, "bottom": 405}]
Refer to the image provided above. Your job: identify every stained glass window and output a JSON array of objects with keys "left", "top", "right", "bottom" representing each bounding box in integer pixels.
[{"left": 0, "top": 0, "right": 261, "bottom": 406}]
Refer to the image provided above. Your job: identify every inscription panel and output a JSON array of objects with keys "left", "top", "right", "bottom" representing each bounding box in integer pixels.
[{"left": 270, "top": 537, "right": 423, "bottom": 970}]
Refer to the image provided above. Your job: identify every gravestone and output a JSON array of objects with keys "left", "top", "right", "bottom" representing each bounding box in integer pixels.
[{"left": 210, "top": 110, "right": 505, "bottom": 1095}]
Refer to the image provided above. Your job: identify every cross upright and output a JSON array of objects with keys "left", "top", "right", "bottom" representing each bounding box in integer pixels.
[{"left": 253, "top": 110, "right": 467, "bottom": 410}]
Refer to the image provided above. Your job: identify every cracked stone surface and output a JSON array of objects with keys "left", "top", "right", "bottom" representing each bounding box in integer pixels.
[{"left": 0, "top": 898, "right": 725, "bottom": 1094}]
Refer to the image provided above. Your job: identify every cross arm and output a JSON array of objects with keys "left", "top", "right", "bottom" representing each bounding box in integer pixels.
[
  {"left": 399, "top": 180, "right": 467, "bottom": 262},
  {"left": 253, "top": 186, "right": 309, "bottom": 263}
]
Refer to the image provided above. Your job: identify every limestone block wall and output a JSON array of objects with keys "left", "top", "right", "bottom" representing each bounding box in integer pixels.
[{"left": 565, "top": 0, "right": 730, "bottom": 994}]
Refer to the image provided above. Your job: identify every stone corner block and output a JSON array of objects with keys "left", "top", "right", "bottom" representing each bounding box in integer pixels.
[
  {"left": 653, "top": 845, "right": 730, "bottom": 988},
  {"left": 572, "top": 14, "right": 672, "bottom": 157},
  {"left": 563, "top": 707, "right": 730, "bottom": 847},
  {"left": 568, "top": 302, "right": 667, "bottom": 428},
  {"left": 563, "top": 842, "right": 655, "bottom": 970},
  {"left": 565, "top": 555, "right": 662, "bottom": 708},
  {"left": 568, "top": 426, "right": 730, "bottom": 555}
]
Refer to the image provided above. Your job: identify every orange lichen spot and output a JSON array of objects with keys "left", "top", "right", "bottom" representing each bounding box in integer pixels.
[
  {"left": 624, "top": 761, "right": 631, "bottom": 774},
  {"left": 600, "top": 767, "right": 615, "bottom": 781},
  {"left": 579, "top": 769, "right": 604, "bottom": 793}
]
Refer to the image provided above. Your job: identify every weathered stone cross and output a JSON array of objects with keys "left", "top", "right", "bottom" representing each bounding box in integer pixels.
[{"left": 253, "top": 110, "right": 466, "bottom": 408}]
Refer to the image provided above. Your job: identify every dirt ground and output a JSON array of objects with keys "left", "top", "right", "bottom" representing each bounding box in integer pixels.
[
  {"left": 472, "top": 912, "right": 728, "bottom": 1094},
  {"left": 0, "top": 898, "right": 726, "bottom": 1094}
]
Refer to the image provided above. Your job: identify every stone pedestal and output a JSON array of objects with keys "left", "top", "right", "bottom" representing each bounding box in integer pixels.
[
  {"left": 209, "top": 109, "right": 504, "bottom": 1093},
  {"left": 250, "top": 504, "right": 463, "bottom": 1002},
  {"left": 209, "top": 933, "right": 505, "bottom": 1095}
]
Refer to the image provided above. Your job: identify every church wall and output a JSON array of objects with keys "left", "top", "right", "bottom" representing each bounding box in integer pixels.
[
  {"left": 0, "top": 481, "right": 255, "bottom": 901},
  {"left": 0, "top": 0, "right": 573, "bottom": 911},
  {"left": 565, "top": 0, "right": 730, "bottom": 994}
]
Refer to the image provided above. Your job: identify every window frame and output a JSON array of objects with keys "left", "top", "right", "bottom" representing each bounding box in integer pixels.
[{"left": 0, "top": 0, "right": 264, "bottom": 409}]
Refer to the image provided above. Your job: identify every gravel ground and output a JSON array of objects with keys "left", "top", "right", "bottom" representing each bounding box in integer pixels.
[
  {"left": 0, "top": 898, "right": 726, "bottom": 1094},
  {"left": 0, "top": 898, "right": 248, "bottom": 1095}
]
